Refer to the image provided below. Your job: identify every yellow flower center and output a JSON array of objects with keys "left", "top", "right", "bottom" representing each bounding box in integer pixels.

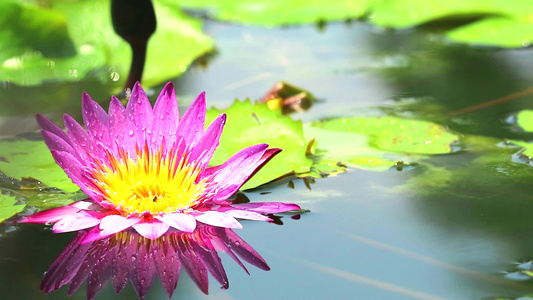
[{"left": 91, "top": 144, "right": 207, "bottom": 216}]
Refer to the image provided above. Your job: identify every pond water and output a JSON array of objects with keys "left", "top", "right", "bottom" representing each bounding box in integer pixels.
[{"left": 1, "top": 21, "right": 533, "bottom": 299}]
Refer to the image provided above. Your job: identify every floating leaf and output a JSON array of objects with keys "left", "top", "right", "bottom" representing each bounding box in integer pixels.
[
  {"left": 301, "top": 116, "right": 458, "bottom": 177},
  {"left": 0, "top": 193, "right": 25, "bottom": 223},
  {"left": 1, "top": 0, "right": 213, "bottom": 86},
  {"left": 367, "top": 0, "right": 532, "bottom": 29},
  {"left": 179, "top": 0, "right": 370, "bottom": 26},
  {"left": 206, "top": 100, "right": 313, "bottom": 189},
  {"left": 9, "top": 188, "right": 86, "bottom": 211},
  {"left": 302, "top": 125, "right": 400, "bottom": 177},
  {"left": 0, "top": 140, "right": 78, "bottom": 192},
  {"left": 311, "top": 116, "right": 459, "bottom": 154},
  {"left": 179, "top": 0, "right": 533, "bottom": 48},
  {"left": 0, "top": 1, "right": 102, "bottom": 85},
  {"left": 509, "top": 140, "right": 533, "bottom": 158},
  {"left": 516, "top": 110, "right": 533, "bottom": 132},
  {"left": 446, "top": 17, "right": 533, "bottom": 48}
]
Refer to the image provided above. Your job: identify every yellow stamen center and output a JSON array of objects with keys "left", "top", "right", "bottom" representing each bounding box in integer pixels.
[{"left": 91, "top": 144, "right": 206, "bottom": 216}]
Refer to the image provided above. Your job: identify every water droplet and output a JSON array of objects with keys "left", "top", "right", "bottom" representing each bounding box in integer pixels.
[
  {"left": 129, "top": 130, "right": 134, "bottom": 136},
  {"left": 68, "top": 69, "right": 79, "bottom": 78},
  {"left": 110, "top": 71, "right": 120, "bottom": 81}
]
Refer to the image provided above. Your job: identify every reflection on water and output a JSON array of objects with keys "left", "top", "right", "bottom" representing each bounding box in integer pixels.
[
  {"left": 40, "top": 226, "right": 269, "bottom": 299},
  {"left": 1, "top": 21, "right": 533, "bottom": 299}
]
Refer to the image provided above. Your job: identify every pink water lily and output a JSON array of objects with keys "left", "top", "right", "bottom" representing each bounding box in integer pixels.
[{"left": 21, "top": 82, "right": 300, "bottom": 243}]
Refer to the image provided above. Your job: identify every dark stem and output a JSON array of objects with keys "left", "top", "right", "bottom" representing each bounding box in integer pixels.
[
  {"left": 125, "top": 39, "right": 149, "bottom": 92},
  {"left": 111, "top": 0, "right": 156, "bottom": 91}
]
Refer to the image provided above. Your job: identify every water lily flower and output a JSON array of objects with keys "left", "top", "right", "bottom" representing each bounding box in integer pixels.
[
  {"left": 42, "top": 226, "right": 270, "bottom": 299},
  {"left": 20, "top": 82, "right": 300, "bottom": 243}
]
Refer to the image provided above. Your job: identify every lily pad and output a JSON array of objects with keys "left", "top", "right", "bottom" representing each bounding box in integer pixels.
[
  {"left": 311, "top": 116, "right": 459, "bottom": 154},
  {"left": 446, "top": 17, "right": 533, "bottom": 48},
  {"left": 206, "top": 100, "right": 313, "bottom": 189},
  {"left": 0, "top": 140, "right": 78, "bottom": 192},
  {"left": 509, "top": 140, "right": 533, "bottom": 158},
  {"left": 179, "top": 0, "right": 533, "bottom": 48},
  {"left": 367, "top": 0, "right": 533, "bottom": 29},
  {"left": 302, "top": 125, "right": 401, "bottom": 177},
  {"left": 0, "top": 193, "right": 25, "bottom": 223},
  {"left": 300, "top": 116, "right": 458, "bottom": 177},
  {"left": 516, "top": 110, "right": 533, "bottom": 132},
  {"left": 179, "top": 0, "right": 370, "bottom": 26},
  {"left": 1, "top": 0, "right": 213, "bottom": 87}
]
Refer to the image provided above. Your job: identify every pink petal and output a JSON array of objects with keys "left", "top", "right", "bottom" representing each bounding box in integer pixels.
[
  {"left": 71, "top": 200, "right": 96, "bottom": 210},
  {"left": 19, "top": 203, "right": 84, "bottom": 224},
  {"left": 189, "top": 113, "right": 226, "bottom": 167},
  {"left": 50, "top": 150, "right": 95, "bottom": 197},
  {"left": 194, "top": 211, "right": 243, "bottom": 229},
  {"left": 232, "top": 202, "right": 302, "bottom": 214},
  {"left": 156, "top": 213, "right": 197, "bottom": 232},
  {"left": 176, "top": 92, "right": 206, "bottom": 146},
  {"left": 200, "top": 147, "right": 279, "bottom": 182},
  {"left": 125, "top": 82, "right": 154, "bottom": 146},
  {"left": 81, "top": 92, "right": 110, "bottom": 148},
  {"left": 206, "top": 144, "right": 269, "bottom": 202},
  {"left": 36, "top": 114, "right": 74, "bottom": 148},
  {"left": 108, "top": 96, "right": 135, "bottom": 155},
  {"left": 222, "top": 210, "right": 272, "bottom": 221},
  {"left": 99, "top": 215, "right": 141, "bottom": 236},
  {"left": 63, "top": 114, "right": 104, "bottom": 162},
  {"left": 152, "top": 82, "right": 179, "bottom": 150},
  {"left": 52, "top": 211, "right": 102, "bottom": 233},
  {"left": 132, "top": 221, "right": 170, "bottom": 239},
  {"left": 41, "top": 130, "right": 82, "bottom": 161},
  {"left": 234, "top": 147, "right": 281, "bottom": 189}
]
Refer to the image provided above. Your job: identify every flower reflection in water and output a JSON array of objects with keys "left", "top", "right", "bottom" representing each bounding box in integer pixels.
[{"left": 42, "top": 225, "right": 273, "bottom": 299}]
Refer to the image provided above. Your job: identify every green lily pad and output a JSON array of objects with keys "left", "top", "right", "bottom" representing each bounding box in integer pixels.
[
  {"left": 446, "top": 17, "right": 533, "bottom": 48},
  {"left": 0, "top": 1, "right": 102, "bottom": 86},
  {"left": 301, "top": 116, "right": 458, "bottom": 177},
  {"left": 311, "top": 116, "right": 459, "bottom": 154},
  {"left": 517, "top": 110, "right": 533, "bottom": 132},
  {"left": 0, "top": 140, "right": 78, "bottom": 193},
  {"left": 179, "top": 0, "right": 370, "bottom": 26},
  {"left": 1, "top": 0, "right": 213, "bottom": 87},
  {"left": 0, "top": 193, "right": 25, "bottom": 223},
  {"left": 302, "top": 125, "right": 401, "bottom": 177},
  {"left": 509, "top": 140, "right": 533, "bottom": 158},
  {"left": 206, "top": 100, "right": 313, "bottom": 189},
  {"left": 367, "top": 0, "right": 533, "bottom": 29},
  {"left": 179, "top": 0, "right": 533, "bottom": 48}
]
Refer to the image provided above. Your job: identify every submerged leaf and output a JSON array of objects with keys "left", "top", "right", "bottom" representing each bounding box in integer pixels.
[
  {"left": 206, "top": 100, "right": 313, "bottom": 189},
  {"left": 0, "top": 193, "right": 25, "bottom": 223},
  {"left": 0, "top": 140, "right": 78, "bottom": 192}
]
